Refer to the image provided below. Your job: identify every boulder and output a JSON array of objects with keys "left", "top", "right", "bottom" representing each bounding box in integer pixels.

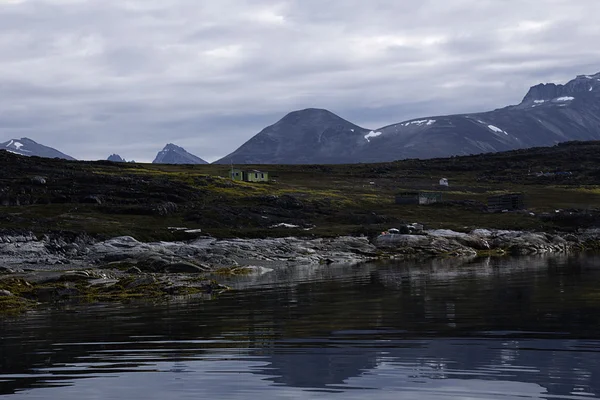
[{"left": 30, "top": 176, "right": 47, "bottom": 185}]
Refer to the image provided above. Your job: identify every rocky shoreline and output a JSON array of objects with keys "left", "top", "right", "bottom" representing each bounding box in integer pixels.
[{"left": 2, "top": 228, "right": 600, "bottom": 314}]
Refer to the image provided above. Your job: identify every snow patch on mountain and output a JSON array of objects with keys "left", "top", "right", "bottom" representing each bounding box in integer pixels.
[
  {"left": 488, "top": 125, "right": 508, "bottom": 135},
  {"left": 364, "top": 131, "right": 382, "bottom": 142},
  {"left": 402, "top": 119, "right": 436, "bottom": 127}
]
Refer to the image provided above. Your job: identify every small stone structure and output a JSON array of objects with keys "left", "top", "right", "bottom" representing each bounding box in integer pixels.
[
  {"left": 487, "top": 193, "right": 525, "bottom": 212},
  {"left": 395, "top": 192, "right": 443, "bottom": 205}
]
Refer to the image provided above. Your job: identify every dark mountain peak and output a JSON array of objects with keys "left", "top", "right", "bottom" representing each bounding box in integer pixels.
[
  {"left": 522, "top": 72, "right": 600, "bottom": 104},
  {"left": 152, "top": 143, "right": 208, "bottom": 165},
  {"left": 277, "top": 108, "right": 349, "bottom": 126},
  {"left": 107, "top": 154, "right": 126, "bottom": 162},
  {"left": 214, "top": 108, "right": 371, "bottom": 164},
  {"left": 522, "top": 83, "right": 562, "bottom": 103},
  {"left": 163, "top": 143, "right": 181, "bottom": 151}
]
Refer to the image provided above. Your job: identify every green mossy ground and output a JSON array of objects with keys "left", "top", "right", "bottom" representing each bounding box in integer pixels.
[{"left": 3, "top": 141, "right": 600, "bottom": 241}]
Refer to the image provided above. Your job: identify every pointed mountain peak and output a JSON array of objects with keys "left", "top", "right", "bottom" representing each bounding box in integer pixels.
[
  {"left": 152, "top": 143, "right": 208, "bottom": 165},
  {"left": 162, "top": 143, "right": 181, "bottom": 151},
  {"left": 107, "top": 154, "right": 126, "bottom": 162}
]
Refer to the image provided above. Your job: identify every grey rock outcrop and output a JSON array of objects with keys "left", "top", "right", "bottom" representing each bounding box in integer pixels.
[{"left": 375, "top": 229, "right": 575, "bottom": 256}]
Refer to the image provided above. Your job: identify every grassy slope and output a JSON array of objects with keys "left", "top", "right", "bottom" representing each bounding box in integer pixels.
[{"left": 1, "top": 141, "right": 600, "bottom": 240}]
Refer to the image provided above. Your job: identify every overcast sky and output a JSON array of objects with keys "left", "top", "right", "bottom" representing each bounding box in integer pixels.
[{"left": 1, "top": 0, "right": 599, "bottom": 162}]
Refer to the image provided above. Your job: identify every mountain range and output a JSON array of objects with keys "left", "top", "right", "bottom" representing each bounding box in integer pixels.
[
  {"left": 216, "top": 72, "right": 600, "bottom": 164},
  {"left": 2, "top": 72, "right": 600, "bottom": 164}
]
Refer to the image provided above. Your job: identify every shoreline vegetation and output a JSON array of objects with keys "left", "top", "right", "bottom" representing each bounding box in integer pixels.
[{"left": 3, "top": 140, "right": 600, "bottom": 314}]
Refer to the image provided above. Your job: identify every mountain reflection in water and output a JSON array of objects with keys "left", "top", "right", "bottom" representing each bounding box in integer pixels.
[{"left": 1, "top": 255, "right": 600, "bottom": 399}]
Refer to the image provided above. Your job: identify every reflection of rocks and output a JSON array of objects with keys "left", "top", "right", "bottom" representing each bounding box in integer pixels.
[{"left": 375, "top": 229, "right": 578, "bottom": 256}]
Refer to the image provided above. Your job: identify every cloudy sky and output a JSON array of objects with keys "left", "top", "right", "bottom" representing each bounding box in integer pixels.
[{"left": 1, "top": 0, "right": 599, "bottom": 162}]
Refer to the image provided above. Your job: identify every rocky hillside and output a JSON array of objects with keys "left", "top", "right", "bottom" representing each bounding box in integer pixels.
[
  {"left": 0, "top": 138, "right": 76, "bottom": 160},
  {"left": 216, "top": 72, "right": 600, "bottom": 164},
  {"left": 153, "top": 144, "right": 208, "bottom": 165}
]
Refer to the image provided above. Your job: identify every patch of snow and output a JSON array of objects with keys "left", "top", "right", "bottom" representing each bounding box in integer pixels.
[
  {"left": 533, "top": 100, "right": 545, "bottom": 104},
  {"left": 4, "top": 149, "right": 24, "bottom": 156},
  {"left": 270, "top": 223, "right": 300, "bottom": 229},
  {"left": 406, "top": 119, "right": 436, "bottom": 126},
  {"left": 184, "top": 229, "right": 203, "bottom": 234},
  {"left": 350, "top": 129, "right": 354, "bottom": 132},
  {"left": 555, "top": 96, "right": 575, "bottom": 102},
  {"left": 12, "top": 141, "right": 23, "bottom": 150},
  {"left": 487, "top": 125, "right": 509, "bottom": 135},
  {"left": 590, "top": 87, "right": 593, "bottom": 92},
  {"left": 6, "top": 140, "right": 13, "bottom": 148},
  {"left": 364, "top": 131, "right": 382, "bottom": 142}
]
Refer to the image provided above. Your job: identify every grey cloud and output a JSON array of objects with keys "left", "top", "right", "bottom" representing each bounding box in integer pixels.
[{"left": 0, "top": 0, "right": 599, "bottom": 162}]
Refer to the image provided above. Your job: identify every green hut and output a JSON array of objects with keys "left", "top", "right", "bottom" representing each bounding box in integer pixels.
[{"left": 230, "top": 169, "right": 269, "bottom": 182}]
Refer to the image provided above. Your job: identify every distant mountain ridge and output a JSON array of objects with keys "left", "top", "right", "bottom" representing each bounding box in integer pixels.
[
  {"left": 0, "top": 137, "right": 76, "bottom": 160},
  {"left": 215, "top": 72, "right": 600, "bottom": 164},
  {"left": 152, "top": 143, "right": 208, "bottom": 165}
]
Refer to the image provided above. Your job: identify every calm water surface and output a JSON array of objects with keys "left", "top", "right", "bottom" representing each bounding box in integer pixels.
[{"left": 2, "top": 255, "right": 600, "bottom": 399}]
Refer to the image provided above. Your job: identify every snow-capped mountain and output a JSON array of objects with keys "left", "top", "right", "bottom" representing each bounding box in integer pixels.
[
  {"left": 107, "top": 154, "right": 127, "bottom": 162},
  {"left": 0, "top": 138, "right": 76, "bottom": 160},
  {"left": 215, "top": 72, "right": 600, "bottom": 164},
  {"left": 152, "top": 144, "right": 208, "bottom": 164},
  {"left": 359, "top": 72, "right": 600, "bottom": 162}
]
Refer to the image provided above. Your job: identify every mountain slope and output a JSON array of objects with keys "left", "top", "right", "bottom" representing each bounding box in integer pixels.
[
  {"left": 214, "top": 108, "right": 372, "bottom": 164},
  {"left": 361, "top": 72, "right": 600, "bottom": 161},
  {"left": 153, "top": 144, "right": 208, "bottom": 165},
  {"left": 0, "top": 137, "right": 76, "bottom": 160},
  {"left": 216, "top": 72, "right": 600, "bottom": 164}
]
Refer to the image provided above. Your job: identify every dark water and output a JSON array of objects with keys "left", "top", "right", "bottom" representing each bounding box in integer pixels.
[{"left": 2, "top": 255, "right": 600, "bottom": 399}]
